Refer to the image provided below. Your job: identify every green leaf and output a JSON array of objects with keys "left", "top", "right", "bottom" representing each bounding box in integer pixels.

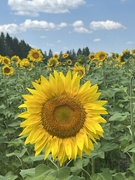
[
  {"left": 112, "top": 173, "right": 126, "bottom": 180},
  {"left": 50, "top": 167, "right": 70, "bottom": 179},
  {"left": 20, "top": 168, "right": 35, "bottom": 178},
  {"left": 4, "top": 172, "right": 18, "bottom": 180},
  {"left": 92, "top": 170, "right": 112, "bottom": 180},
  {"left": 35, "top": 164, "right": 51, "bottom": 176},
  {"left": 6, "top": 148, "right": 27, "bottom": 158},
  {"left": 109, "top": 112, "right": 129, "bottom": 122},
  {"left": 71, "top": 158, "right": 83, "bottom": 172},
  {"left": 129, "top": 147, "right": 135, "bottom": 152},
  {"left": 101, "top": 143, "right": 118, "bottom": 152}
]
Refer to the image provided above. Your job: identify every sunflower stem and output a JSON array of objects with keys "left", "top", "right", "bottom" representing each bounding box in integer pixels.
[
  {"left": 91, "top": 157, "right": 95, "bottom": 175},
  {"left": 102, "top": 61, "right": 106, "bottom": 88},
  {"left": 130, "top": 76, "right": 135, "bottom": 168},
  {"left": 82, "top": 168, "right": 93, "bottom": 180}
]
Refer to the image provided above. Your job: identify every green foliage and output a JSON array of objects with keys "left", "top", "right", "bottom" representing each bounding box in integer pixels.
[{"left": 1, "top": 51, "right": 135, "bottom": 179}]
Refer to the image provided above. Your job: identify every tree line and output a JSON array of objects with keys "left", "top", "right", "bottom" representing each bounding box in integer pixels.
[{"left": 0, "top": 32, "right": 91, "bottom": 60}]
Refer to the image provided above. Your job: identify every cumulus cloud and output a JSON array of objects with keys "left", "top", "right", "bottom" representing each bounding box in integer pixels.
[
  {"left": 8, "top": 0, "right": 86, "bottom": 15},
  {"left": 0, "top": 19, "right": 68, "bottom": 34},
  {"left": 74, "top": 27, "right": 90, "bottom": 33},
  {"left": 72, "top": 20, "right": 91, "bottom": 33},
  {"left": 0, "top": 23, "right": 20, "bottom": 34},
  {"left": 57, "top": 22, "right": 68, "bottom": 29},
  {"left": 21, "top": 19, "right": 56, "bottom": 30},
  {"left": 72, "top": 20, "right": 84, "bottom": 27},
  {"left": 90, "top": 20, "right": 126, "bottom": 30}
]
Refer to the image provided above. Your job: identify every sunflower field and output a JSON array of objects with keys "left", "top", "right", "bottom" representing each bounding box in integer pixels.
[{"left": 0, "top": 48, "right": 135, "bottom": 180}]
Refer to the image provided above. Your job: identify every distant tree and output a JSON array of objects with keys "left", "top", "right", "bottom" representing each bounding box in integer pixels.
[
  {"left": 0, "top": 33, "right": 32, "bottom": 58},
  {"left": 19, "top": 40, "right": 31, "bottom": 58},
  {"left": 82, "top": 47, "right": 90, "bottom": 56},
  {"left": 77, "top": 48, "right": 82, "bottom": 56},
  {"left": 0, "top": 33, "right": 6, "bottom": 56},
  {"left": 48, "top": 49, "right": 53, "bottom": 58},
  {"left": 5, "top": 33, "right": 14, "bottom": 56}
]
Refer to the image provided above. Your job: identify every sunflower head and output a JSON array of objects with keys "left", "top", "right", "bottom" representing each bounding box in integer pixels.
[
  {"left": 66, "top": 59, "right": 72, "bottom": 65},
  {"left": 2, "top": 57, "right": 11, "bottom": 65},
  {"left": 20, "top": 58, "right": 31, "bottom": 67},
  {"left": 19, "top": 70, "right": 107, "bottom": 166},
  {"left": 2, "top": 65, "right": 14, "bottom": 76},
  {"left": 89, "top": 53, "right": 96, "bottom": 61},
  {"left": 73, "top": 66, "right": 85, "bottom": 79},
  {"left": 53, "top": 53, "right": 59, "bottom": 59},
  {"left": 11, "top": 55, "right": 20, "bottom": 62},
  {"left": 95, "top": 51, "right": 108, "bottom": 61},
  {"left": 28, "top": 49, "right": 43, "bottom": 62},
  {"left": 47, "top": 57, "right": 59, "bottom": 67},
  {"left": 62, "top": 53, "right": 69, "bottom": 59}
]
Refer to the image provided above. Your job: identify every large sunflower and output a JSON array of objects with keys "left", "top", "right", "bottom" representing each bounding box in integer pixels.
[
  {"left": 27, "top": 49, "right": 43, "bottom": 62},
  {"left": 19, "top": 71, "right": 107, "bottom": 166}
]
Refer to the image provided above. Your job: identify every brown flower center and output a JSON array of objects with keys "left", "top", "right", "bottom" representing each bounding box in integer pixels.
[{"left": 41, "top": 94, "right": 86, "bottom": 138}]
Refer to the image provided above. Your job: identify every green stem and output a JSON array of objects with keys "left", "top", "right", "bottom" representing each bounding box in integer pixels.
[
  {"left": 102, "top": 61, "right": 106, "bottom": 88},
  {"left": 91, "top": 157, "right": 95, "bottom": 175},
  {"left": 130, "top": 77, "right": 135, "bottom": 166},
  {"left": 82, "top": 168, "right": 93, "bottom": 180}
]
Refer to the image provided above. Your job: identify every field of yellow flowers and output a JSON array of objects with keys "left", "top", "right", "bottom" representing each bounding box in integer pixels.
[{"left": 0, "top": 48, "right": 135, "bottom": 180}]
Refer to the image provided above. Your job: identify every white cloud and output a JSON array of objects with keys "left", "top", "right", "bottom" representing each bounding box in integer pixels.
[
  {"left": 8, "top": 0, "right": 86, "bottom": 15},
  {"left": 72, "top": 20, "right": 84, "bottom": 27},
  {"left": 57, "top": 22, "right": 67, "bottom": 29},
  {"left": 0, "top": 19, "right": 68, "bottom": 34},
  {"left": 21, "top": 19, "right": 56, "bottom": 30},
  {"left": 90, "top": 20, "right": 126, "bottom": 30},
  {"left": 0, "top": 23, "right": 19, "bottom": 34},
  {"left": 93, "top": 38, "right": 101, "bottom": 42},
  {"left": 72, "top": 20, "right": 91, "bottom": 33},
  {"left": 74, "top": 27, "right": 90, "bottom": 33}
]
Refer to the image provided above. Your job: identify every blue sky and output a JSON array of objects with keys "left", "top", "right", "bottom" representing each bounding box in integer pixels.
[{"left": 0, "top": 0, "right": 135, "bottom": 55}]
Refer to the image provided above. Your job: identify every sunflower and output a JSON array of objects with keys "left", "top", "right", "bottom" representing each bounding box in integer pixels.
[
  {"left": 28, "top": 49, "right": 43, "bottom": 62},
  {"left": 19, "top": 71, "right": 107, "bottom": 166},
  {"left": 73, "top": 66, "right": 86, "bottom": 79},
  {"left": 20, "top": 58, "right": 31, "bottom": 67},
  {"left": 66, "top": 59, "right": 72, "bottom": 65},
  {"left": 116, "top": 54, "right": 125, "bottom": 65},
  {"left": 2, "top": 65, "right": 14, "bottom": 76},
  {"left": 47, "top": 57, "right": 59, "bottom": 67},
  {"left": 11, "top": 55, "right": 21, "bottom": 62},
  {"left": 2, "top": 57, "right": 11, "bottom": 65},
  {"left": 0, "top": 55, "right": 3, "bottom": 64},
  {"left": 53, "top": 53, "right": 59, "bottom": 59},
  {"left": 89, "top": 53, "right": 96, "bottom": 61},
  {"left": 96, "top": 51, "right": 108, "bottom": 61},
  {"left": 62, "top": 53, "right": 69, "bottom": 59}
]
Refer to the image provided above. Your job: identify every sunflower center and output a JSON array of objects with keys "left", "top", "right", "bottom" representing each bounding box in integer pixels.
[
  {"left": 54, "top": 105, "right": 73, "bottom": 123},
  {"left": 99, "top": 55, "right": 105, "bottom": 60},
  {"left": 4, "top": 67, "right": 10, "bottom": 73},
  {"left": 41, "top": 95, "right": 86, "bottom": 138},
  {"left": 33, "top": 53, "right": 39, "bottom": 59},
  {"left": 4, "top": 59, "right": 9, "bottom": 64}
]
